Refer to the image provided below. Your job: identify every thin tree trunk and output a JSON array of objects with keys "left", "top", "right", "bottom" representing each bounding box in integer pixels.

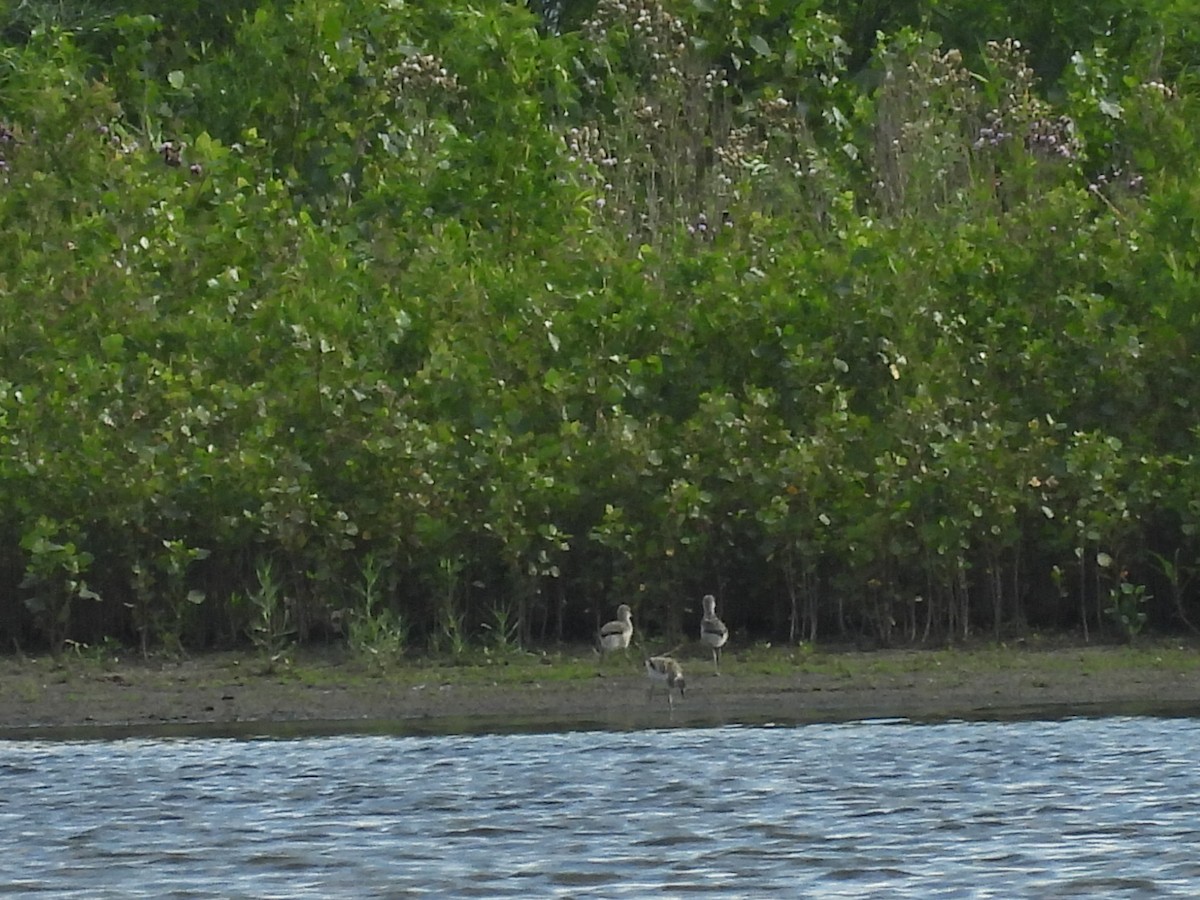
[
  {"left": 785, "top": 549, "right": 799, "bottom": 645},
  {"left": 804, "top": 563, "right": 819, "bottom": 644},
  {"left": 958, "top": 563, "right": 970, "bottom": 641}
]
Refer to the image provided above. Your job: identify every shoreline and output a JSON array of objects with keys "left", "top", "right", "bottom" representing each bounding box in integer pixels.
[{"left": 2, "top": 642, "right": 1199, "bottom": 740}]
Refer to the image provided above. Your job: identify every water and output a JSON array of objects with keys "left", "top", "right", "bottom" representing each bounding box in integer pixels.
[{"left": 3, "top": 717, "right": 1200, "bottom": 897}]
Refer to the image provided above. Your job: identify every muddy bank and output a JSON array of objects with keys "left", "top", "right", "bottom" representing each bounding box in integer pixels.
[{"left": 1, "top": 644, "right": 1198, "bottom": 739}]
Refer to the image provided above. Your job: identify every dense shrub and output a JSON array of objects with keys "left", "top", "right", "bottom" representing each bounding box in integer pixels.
[{"left": 1, "top": 0, "right": 1198, "bottom": 653}]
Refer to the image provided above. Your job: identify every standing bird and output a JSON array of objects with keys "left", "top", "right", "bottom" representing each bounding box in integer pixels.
[
  {"left": 645, "top": 656, "right": 686, "bottom": 708},
  {"left": 598, "top": 603, "right": 634, "bottom": 666},
  {"left": 699, "top": 594, "right": 729, "bottom": 674}
]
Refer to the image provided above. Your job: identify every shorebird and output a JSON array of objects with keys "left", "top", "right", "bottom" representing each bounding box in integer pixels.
[
  {"left": 645, "top": 656, "right": 686, "bottom": 708},
  {"left": 700, "top": 593, "right": 729, "bottom": 674},
  {"left": 598, "top": 604, "right": 634, "bottom": 665}
]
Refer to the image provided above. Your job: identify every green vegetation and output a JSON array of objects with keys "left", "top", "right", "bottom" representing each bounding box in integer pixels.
[
  {"left": 1, "top": 0, "right": 1199, "bottom": 658},
  {"left": 8, "top": 639, "right": 1197, "bottom": 703}
]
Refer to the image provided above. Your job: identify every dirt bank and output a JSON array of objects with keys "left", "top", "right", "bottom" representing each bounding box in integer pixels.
[{"left": 2, "top": 642, "right": 1198, "bottom": 739}]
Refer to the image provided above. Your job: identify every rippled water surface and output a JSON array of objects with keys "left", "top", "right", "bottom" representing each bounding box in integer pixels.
[{"left": 4, "top": 717, "right": 1200, "bottom": 897}]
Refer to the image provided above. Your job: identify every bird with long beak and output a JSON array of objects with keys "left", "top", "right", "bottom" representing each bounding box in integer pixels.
[
  {"left": 645, "top": 656, "right": 686, "bottom": 708},
  {"left": 598, "top": 604, "right": 634, "bottom": 666},
  {"left": 699, "top": 594, "right": 729, "bottom": 674}
]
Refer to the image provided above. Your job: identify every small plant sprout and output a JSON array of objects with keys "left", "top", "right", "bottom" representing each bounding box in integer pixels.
[
  {"left": 348, "top": 554, "right": 409, "bottom": 670},
  {"left": 245, "top": 558, "right": 294, "bottom": 671}
]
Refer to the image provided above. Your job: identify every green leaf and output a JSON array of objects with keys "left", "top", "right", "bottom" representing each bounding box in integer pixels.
[
  {"left": 168, "top": 70, "right": 185, "bottom": 89},
  {"left": 100, "top": 334, "right": 125, "bottom": 357}
]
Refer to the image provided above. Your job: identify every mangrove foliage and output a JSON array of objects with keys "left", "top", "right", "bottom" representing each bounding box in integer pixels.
[{"left": 1, "top": 0, "right": 1199, "bottom": 655}]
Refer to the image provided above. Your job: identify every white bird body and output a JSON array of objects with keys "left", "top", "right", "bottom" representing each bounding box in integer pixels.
[
  {"left": 598, "top": 604, "right": 634, "bottom": 660},
  {"left": 645, "top": 655, "right": 686, "bottom": 707},
  {"left": 700, "top": 594, "right": 728, "bottom": 673}
]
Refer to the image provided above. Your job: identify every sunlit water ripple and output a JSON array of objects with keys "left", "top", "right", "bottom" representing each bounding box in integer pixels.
[{"left": 3, "top": 717, "right": 1200, "bottom": 897}]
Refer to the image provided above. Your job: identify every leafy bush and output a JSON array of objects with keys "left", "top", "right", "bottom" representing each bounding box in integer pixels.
[{"left": 2, "top": 0, "right": 1199, "bottom": 654}]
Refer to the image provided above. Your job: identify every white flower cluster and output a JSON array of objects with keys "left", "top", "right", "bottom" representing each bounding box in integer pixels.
[{"left": 387, "top": 53, "right": 460, "bottom": 97}]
